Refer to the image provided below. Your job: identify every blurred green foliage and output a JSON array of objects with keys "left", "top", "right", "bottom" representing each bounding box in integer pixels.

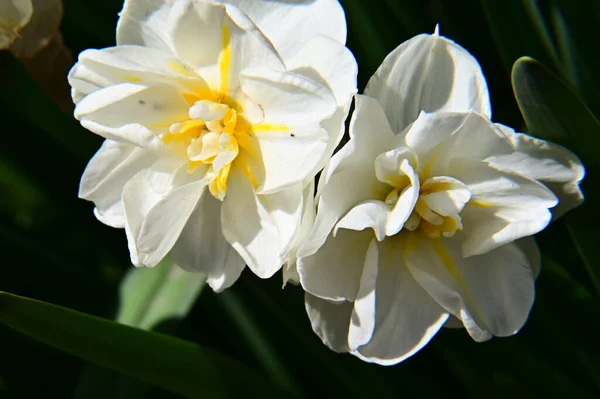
[{"left": 1, "top": 0, "right": 599, "bottom": 397}]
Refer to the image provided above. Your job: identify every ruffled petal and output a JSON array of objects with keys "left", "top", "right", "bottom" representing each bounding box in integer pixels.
[
  {"left": 79, "top": 139, "right": 156, "bottom": 228},
  {"left": 122, "top": 159, "right": 206, "bottom": 267},
  {"left": 305, "top": 293, "right": 352, "bottom": 353},
  {"left": 221, "top": 0, "right": 347, "bottom": 61},
  {"left": 298, "top": 95, "right": 394, "bottom": 259},
  {"left": 74, "top": 82, "right": 189, "bottom": 148},
  {"left": 171, "top": 192, "right": 245, "bottom": 292},
  {"left": 353, "top": 237, "right": 448, "bottom": 365},
  {"left": 298, "top": 229, "right": 373, "bottom": 302},
  {"left": 221, "top": 165, "right": 302, "bottom": 278},
  {"left": 365, "top": 32, "right": 491, "bottom": 134},
  {"left": 451, "top": 157, "right": 557, "bottom": 256},
  {"left": 487, "top": 125, "right": 585, "bottom": 219},
  {"left": 405, "top": 234, "right": 535, "bottom": 340}
]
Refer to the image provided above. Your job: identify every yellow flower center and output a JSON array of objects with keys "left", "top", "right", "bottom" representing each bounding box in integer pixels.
[{"left": 162, "top": 93, "right": 249, "bottom": 200}]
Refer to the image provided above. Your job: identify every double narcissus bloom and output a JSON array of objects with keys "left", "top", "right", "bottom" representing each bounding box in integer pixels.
[
  {"left": 297, "top": 31, "right": 585, "bottom": 365},
  {"left": 69, "top": 0, "right": 357, "bottom": 291}
]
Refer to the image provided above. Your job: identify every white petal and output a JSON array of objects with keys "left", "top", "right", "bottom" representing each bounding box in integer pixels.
[
  {"left": 452, "top": 157, "right": 557, "bottom": 256},
  {"left": 122, "top": 170, "right": 164, "bottom": 267},
  {"left": 374, "top": 146, "right": 418, "bottom": 187},
  {"left": 515, "top": 236, "right": 541, "bottom": 278},
  {"left": 305, "top": 293, "right": 352, "bottom": 353},
  {"left": 348, "top": 238, "right": 378, "bottom": 350},
  {"left": 354, "top": 237, "right": 449, "bottom": 365},
  {"left": 221, "top": 166, "right": 297, "bottom": 278},
  {"left": 171, "top": 1, "right": 226, "bottom": 68},
  {"left": 282, "top": 180, "right": 316, "bottom": 287},
  {"left": 285, "top": 34, "right": 357, "bottom": 110},
  {"left": 68, "top": 46, "right": 207, "bottom": 101},
  {"left": 335, "top": 200, "right": 389, "bottom": 241},
  {"left": 134, "top": 173, "right": 207, "bottom": 267},
  {"left": 420, "top": 176, "right": 471, "bottom": 216},
  {"left": 298, "top": 95, "right": 394, "bottom": 259},
  {"left": 387, "top": 163, "right": 420, "bottom": 236},
  {"left": 298, "top": 229, "right": 373, "bottom": 302},
  {"left": 122, "top": 159, "right": 205, "bottom": 266},
  {"left": 75, "top": 83, "right": 189, "bottom": 148},
  {"left": 403, "top": 111, "right": 470, "bottom": 159},
  {"left": 0, "top": 0, "right": 32, "bottom": 49},
  {"left": 487, "top": 125, "right": 585, "bottom": 219},
  {"left": 365, "top": 33, "right": 490, "bottom": 133},
  {"left": 79, "top": 140, "right": 156, "bottom": 228},
  {"left": 241, "top": 68, "right": 336, "bottom": 126},
  {"left": 222, "top": 0, "right": 347, "bottom": 61},
  {"left": 171, "top": 193, "right": 245, "bottom": 292},
  {"left": 240, "top": 68, "right": 336, "bottom": 193},
  {"left": 405, "top": 235, "right": 535, "bottom": 339},
  {"left": 252, "top": 126, "right": 327, "bottom": 194},
  {"left": 117, "top": 0, "right": 191, "bottom": 53},
  {"left": 262, "top": 182, "right": 305, "bottom": 259},
  {"left": 405, "top": 111, "right": 513, "bottom": 177},
  {"left": 221, "top": 5, "right": 285, "bottom": 89}
]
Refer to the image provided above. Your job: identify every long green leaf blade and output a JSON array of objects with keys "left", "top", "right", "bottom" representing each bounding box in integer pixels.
[
  {"left": 0, "top": 291, "right": 294, "bottom": 398},
  {"left": 117, "top": 260, "right": 206, "bottom": 330}
]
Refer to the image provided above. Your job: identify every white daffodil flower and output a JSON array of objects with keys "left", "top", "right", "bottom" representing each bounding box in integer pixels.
[
  {"left": 0, "top": 0, "right": 32, "bottom": 49},
  {"left": 70, "top": 0, "right": 357, "bottom": 291},
  {"left": 297, "top": 31, "right": 584, "bottom": 365}
]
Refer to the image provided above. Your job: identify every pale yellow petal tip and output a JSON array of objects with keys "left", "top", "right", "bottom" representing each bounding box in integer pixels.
[
  {"left": 433, "top": 24, "right": 440, "bottom": 36},
  {"left": 0, "top": 0, "right": 34, "bottom": 49}
]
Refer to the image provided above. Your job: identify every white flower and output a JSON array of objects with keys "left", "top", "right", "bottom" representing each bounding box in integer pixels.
[
  {"left": 69, "top": 0, "right": 357, "bottom": 291},
  {"left": 297, "top": 31, "right": 584, "bottom": 365},
  {"left": 0, "top": 0, "right": 32, "bottom": 49}
]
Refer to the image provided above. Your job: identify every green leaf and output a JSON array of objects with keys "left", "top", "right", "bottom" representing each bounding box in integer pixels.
[
  {"left": 0, "top": 291, "right": 296, "bottom": 398},
  {"left": 116, "top": 259, "right": 206, "bottom": 330},
  {"left": 511, "top": 56, "right": 600, "bottom": 165},
  {"left": 218, "top": 290, "right": 300, "bottom": 394}
]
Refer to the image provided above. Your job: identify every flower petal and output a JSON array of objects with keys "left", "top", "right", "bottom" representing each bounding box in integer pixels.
[
  {"left": 451, "top": 157, "right": 557, "bottom": 256},
  {"left": 122, "top": 158, "right": 205, "bottom": 266},
  {"left": 241, "top": 68, "right": 336, "bottom": 193},
  {"left": 285, "top": 34, "right": 357, "bottom": 109},
  {"left": 365, "top": 32, "right": 491, "bottom": 134},
  {"left": 305, "top": 293, "right": 352, "bottom": 353},
  {"left": 222, "top": 0, "right": 347, "bottom": 61},
  {"left": 117, "top": 0, "right": 190, "bottom": 52},
  {"left": 68, "top": 46, "right": 207, "bottom": 102},
  {"left": 405, "top": 234, "right": 535, "bottom": 339},
  {"left": 353, "top": 237, "right": 449, "bottom": 365},
  {"left": 298, "top": 229, "right": 373, "bottom": 302},
  {"left": 221, "top": 165, "right": 301, "bottom": 278},
  {"left": 171, "top": 192, "right": 245, "bottom": 292},
  {"left": 79, "top": 140, "right": 156, "bottom": 228},
  {"left": 348, "top": 238, "right": 378, "bottom": 350},
  {"left": 335, "top": 201, "right": 390, "bottom": 241},
  {"left": 298, "top": 95, "right": 394, "bottom": 259},
  {"left": 282, "top": 180, "right": 316, "bottom": 287},
  {"left": 487, "top": 125, "right": 585, "bottom": 219},
  {"left": 74, "top": 82, "right": 189, "bottom": 148},
  {"left": 420, "top": 176, "right": 471, "bottom": 216}
]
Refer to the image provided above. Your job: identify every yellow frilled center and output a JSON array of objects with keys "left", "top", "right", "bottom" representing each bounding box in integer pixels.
[
  {"left": 162, "top": 93, "right": 249, "bottom": 200},
  {"left": 384, "top": 175, "right": 465, "bottom": 239}
]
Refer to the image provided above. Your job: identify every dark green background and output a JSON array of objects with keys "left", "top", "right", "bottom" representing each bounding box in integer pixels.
[{"left": 1, "top": 0, "right": 599, "bottom": 397}]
